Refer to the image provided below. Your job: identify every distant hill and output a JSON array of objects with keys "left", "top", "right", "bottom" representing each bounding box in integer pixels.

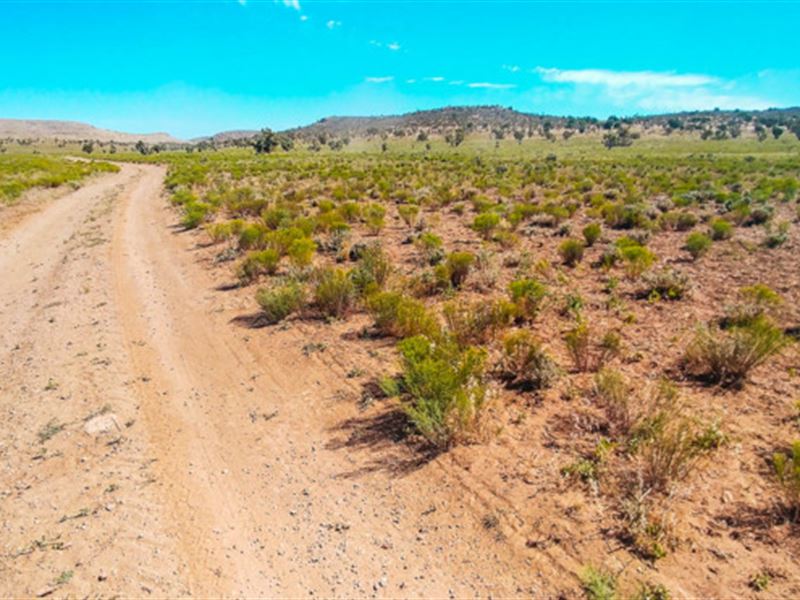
[
  {"left": 203, "top": 105, "right": 800, "bottom": 144},
  {"left": 0, "top": 119, "right": 182, "bottom": 144}
]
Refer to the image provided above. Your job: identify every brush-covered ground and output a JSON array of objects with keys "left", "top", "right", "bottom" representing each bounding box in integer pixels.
[
  {"left": 2, "top": 132, "right": 799, "bottom": 598},
  {"left": 149, "top": 134, "right": 800, "bottom": 598}
]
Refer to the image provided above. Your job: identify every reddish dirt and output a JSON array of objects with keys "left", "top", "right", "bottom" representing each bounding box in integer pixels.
[{"left": 2, "top": 164, "right": 799, "bottom": 598}]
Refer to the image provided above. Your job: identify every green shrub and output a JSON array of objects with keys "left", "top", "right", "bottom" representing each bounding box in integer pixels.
[
  {"left": 641, "top": 268, "right": 691, "bottom": 300},
  {"left": 238, "top": 249, "right": 280, "bottom": 283},
  {"left": 443, "top": 251, "right": 475, "bottom": 288},
  {"left": 397, "top": 335, "right": 487, "bottom": 449},
  {"left": 683, "top": 316, "right": 788, "bottom": 386},
  {"left": 773, "top": 441, "right": 800, "bottom": 520},
  {"left": 442, "top": 299, "right": 515, "bottom": 346},
  {"left": 684, "top": 232, "right": 712, "bottom": 260},
  {"left": 580, "top": 565, "right": 617, "bottom": 600},
  {"left": 351, "top": 243, "right": 392, "bottom": 294},
  {"left": 565, "top": 322, "right": 621, "bottom": 372},
  {"left": 287, "top": 237, "right": 317, "bottom": 268},
  {"left": 472, "top": 212, "right": 501, "bottom": 239},
  {"left": 710, "top": 218, "right": 733, "bottom": 241},
  {"left": 238, "top": 223, "right": 267, "bottom": 250},
  {"left": 618, "top": 243, "right": 656, "bottom": 279},
  {"left": 398, "top": 204, "right": 420, "bottom": 227},
  {"left": 508, "top": 278, "right": 548, "bottom": 321},
  {"left": 583, "top": 222, "right": 602, "bottom": 246},
  {"left": 182, "top": 201, "right": 210, "bottom": 229},
  {"left": 367, "top": 292, "right": 440, "bottom": 339},
  {"left": 365, "top": 203, "right": 386, "bottom": 235},
  {"left": 415, "top": 232, "right": 444, "bottom": 264},
  {"left": 559, "top": 238, "right": 586, "bottom": 267},
  {"left": 498, "top": 330, "right": 559, "bottom": 390},
  {"left": 722, "top": 284, "right": 782, "bottom": 328},
  {"left": 255, "top": 281, "right": 304, "bottom": 324},
  {"left": 312, "top": 268, "right": 356, "bottom": 318}
]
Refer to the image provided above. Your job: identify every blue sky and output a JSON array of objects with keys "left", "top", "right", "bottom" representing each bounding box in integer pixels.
[{"left": 1, "top": 0, "right": 798, "bottom": 138}]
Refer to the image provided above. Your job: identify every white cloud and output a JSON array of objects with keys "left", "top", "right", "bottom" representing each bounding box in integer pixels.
[
  {"left": 300, "top": 15, "right": 308, "bottom": 21},
  {"left": 370, "top": 40, "right": 401, "bottom": 51},
  {"left": 534, "top": 67, "right": 716, "bottom": 88},
  {"left": 366, "top": 76, "right": 394, "bottom": 84},
  {"left": 468, "top": 82, "right": 516, "bottom": 90},
  {"left": 424, "top": 76, "right": 445, "bottom": 82},
  {"left": 502, "top": 64, "right": 520, "bottom": 73},
  {"left": 387, "top": 42, "right": 401, "bottom": 51},
  {"left": 534, "top": 66, "right": 777, "bottom": 113},
  {"left": 405, "top": 79, "right": 417, "bottom": 84},
  {"left": 449, "top": 80, "right": 465, "bottom": 86},
  {"left": 326, "top": 20, "right": 341, "bottom": 29},
  {"left": 281, "top": 0, "right": 300, "bottom": 10}
]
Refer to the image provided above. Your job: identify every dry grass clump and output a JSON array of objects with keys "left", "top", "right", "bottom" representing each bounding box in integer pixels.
[{"left": 497, "top": 330, "right": 559, "bottom": 391}]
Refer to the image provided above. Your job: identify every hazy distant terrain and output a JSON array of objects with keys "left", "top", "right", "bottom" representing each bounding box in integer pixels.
[{"left": 0, "top": 119, "right": 181, "bottom": 144}]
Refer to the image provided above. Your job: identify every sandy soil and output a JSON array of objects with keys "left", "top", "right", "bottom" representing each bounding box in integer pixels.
[{"left": 0, "top": 165, "right": 572, "bottom": 597}]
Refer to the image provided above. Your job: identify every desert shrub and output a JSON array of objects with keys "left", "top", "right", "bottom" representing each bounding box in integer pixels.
[
  {"left": 365, "top": 203, "right": 386, "bottom": 235},
  {"left": 594, "top": 368, "right": 635, "bottom": 437},
  {"left": 632, "top": 582, "right": 671, "bottom": 600},
  {"left": 182, "top": 201, "right": 211, "bottom": 229},
  {"left": 641, "top": 268, "right": 691, "bottom": 300},
  {"left": 238, "top": 249, "right": 280, "bottom": 283},
  {"left": 580, "top": 565, "right": 617, "bottom": 600},
  {"left": 618, "top": 243, "right": 656, "bottom": 279},
  {"left": 205, "top": 222, "right": 235, "bottom": 244},
  {"left": 710, "top": 218, "right": 733, "bottom": 241},
  {"left": 396, "top": 335, "right": 488, "bottom": 449},
  {"left": 312, "top": 267, "right": 356, "bottom": 318},
  {"left": 684, "top": 232, "right": 712, "bottom": 260},
  {"left": 583, "top": 222, "right": 602, "bottom": 246},
  {"left": 238, "top": 223, "right": 268, "bottom": 250},
  {"left": 441, "top": 251, "right": 475, "bottom": 288},
  {"left": 772, "top": 441, "right": 800, "bottom": 520},
  {"left": 763, "top": 221, "right": 790, "bottom": 248},
  {"left": 559, "top": 238, "right": 586, "bottom": 267},
  {"left": 443, "top": 299, "right": 515, "bottom": 346},
  {"left": 675, "top": 211, "right": 698, "bottom": 231},
  {"left": 498, "top": 330, "right": 559, "bottom": 390},
  {"left": 472, "top": 212, "right": 501, "bottom": 239},
  {"left": 350, "top": 243, "right": 392, "bottom": 294},
  {"left": 508, "top": 278, "right": 548, "bottom": 321},
  {"left": 367, "top": 292, "right": 440, "bottom": 339},
  {"left": 255, "top": 281, "right": 304, "bottom": 324},
  {"left": 683, "top": 317, "right": 788, "bottom": 386},
  {"left": 287, "top": 237, "right": 317, "bottom": 269},
  {"left": 722, "top": 284, "right": 782, "bottom": 328},
  {"left": 338, "top": 201, "right": 362, "bottom": 222},
  {"left": 397, "top": 203, "right": 420, "bottom": 227},
  {"left": 565, "top": 322, "right": 621, "bottom": 372},
  {"left": 635, "top": 406, "right": 724, "bottom": 493},
  {"left": 415, "top": 232, "right": 445, "bottom": 264},
  {"left": 265, "top": 226, "right": 305, "bottom": 256}
]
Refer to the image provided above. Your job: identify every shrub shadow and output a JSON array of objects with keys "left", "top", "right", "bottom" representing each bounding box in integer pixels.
[
  {"left": 230, "top": 312, "right": 272, "bottom": 329},
  {"left": 325, "top": 408, "right": 439, "bottom": 478}
]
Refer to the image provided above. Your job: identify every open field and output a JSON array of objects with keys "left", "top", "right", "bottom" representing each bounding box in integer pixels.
[{"left": 1, "top": 133, "right": 799, "bottom": 598}]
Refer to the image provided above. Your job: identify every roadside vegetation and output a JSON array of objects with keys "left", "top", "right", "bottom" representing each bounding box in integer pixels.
[{"left": 0, "top": 154, "right": 118, "bottom": 204}]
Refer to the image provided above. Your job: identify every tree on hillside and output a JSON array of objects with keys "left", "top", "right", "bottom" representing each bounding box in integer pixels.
[
  {"left": 253, "top": 128, "right": 279, "bottom": 154},
  {"left": 772, "top": 125, "right": 784, "bottom": 139},
  {"left": 135, "top": 140, "right": 149, "bottom": 155},
  {"left": 445, "top": 128, "right": 465, "bottom": 147},
  {"left": 513, "top": 130, "right": 525, "bottom": 144},
  {"left": 81, "top": 141, "right": 94, "bottom": 154}
]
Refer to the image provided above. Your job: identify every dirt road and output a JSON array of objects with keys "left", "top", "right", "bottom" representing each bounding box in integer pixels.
[{"left": 0, "top": 165, "right": 568, "bottom": 597}]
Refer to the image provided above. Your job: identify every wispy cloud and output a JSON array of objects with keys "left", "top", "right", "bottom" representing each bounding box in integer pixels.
[
  {"left": 369, "top": 40, "right": 401, "bottom": 51},
  {"left": 281, "top": 0, "right": 300, "bottom": 10},
  {"left": 365, "top": 76, "right": 394, "bottom": 84},
  {"left": 468, "top": 82, "right": 516, "bottom": 90},
  {"left": 502, "top": 64, "right": 520, "bottom": 73},
  {"left": 534, "top": 66, "right": 776, "bottom": 112},
  {"left": 424, "top": 76, "right": 445, "bottom": 82},
  {"left": 326, "top": 20, "right": 342, "bottom": 29},
  {"left": 535, "top": 67, "right": 716, "bottom": 88},
  {"left": 449, "top": 80, "right": 465, "bottom": 86}
]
